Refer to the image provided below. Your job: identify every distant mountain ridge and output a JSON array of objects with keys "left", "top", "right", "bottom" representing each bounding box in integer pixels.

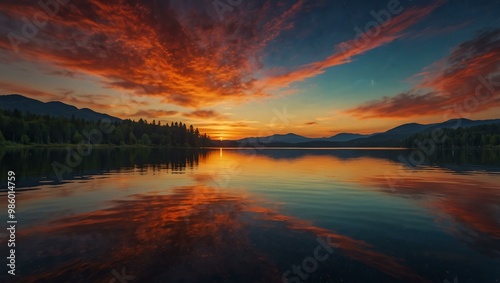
[
  {"left": 351, "top": 118, "right": 500, "bottom": 146},
  {"left": 326, "top": 133, "right": 372, "bottom": 142},
  {"left": 238, "top": 132, "right": 372, "bottom": 144},
  {"left": 2, "top": 94, "right": 498, "bottom": 147},
  {"left": 0, "top": 94, "right": 121, "bottom": 122},
  {"left": 236, "top": 118, "right": 500, "bottom": 146}
]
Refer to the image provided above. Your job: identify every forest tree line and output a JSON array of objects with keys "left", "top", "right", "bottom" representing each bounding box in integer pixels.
[
  {"left": 0, "top": 109, "right": 211, "bottom": 147},
  {"left": 403, "top": 123, "right": 500, "bottom": 148}
]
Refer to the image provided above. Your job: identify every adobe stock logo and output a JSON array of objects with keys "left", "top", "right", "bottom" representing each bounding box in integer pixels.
[
  {"left": 282, "top": 237, "right": 340, "bottom": 283},
  {"left": 212, "top": 0, "right": 243, "bottom": 21},
  {"left": 109, "top": 268, "right": 135, "bottom": 283},
  {"left": 7, "top": 0, "right": 71, "bottom": 54},
  {"left": 51, "top": 118, "right": 116, "bottom": 181}
]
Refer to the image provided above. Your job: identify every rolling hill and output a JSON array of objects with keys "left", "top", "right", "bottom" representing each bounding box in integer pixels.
[
  {"left": 234, "top": 118, "right": 500, "bottom": 147},
  {"left": 0, "top": 94, "right": 121, "bottom": 122}
]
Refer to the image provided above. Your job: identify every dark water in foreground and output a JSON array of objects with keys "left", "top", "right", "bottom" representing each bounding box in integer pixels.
[{"left": 0, "top": 147, "right": 499, "bottom": 283}]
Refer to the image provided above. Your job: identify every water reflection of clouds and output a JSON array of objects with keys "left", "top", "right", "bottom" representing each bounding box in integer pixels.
[
  {"left": 2, "top": 148, "right": 499, "bottom": 282},
  {"left": 8, "top": 185, "right": 430, "bottom": 283},
  {"left": 362, "top": 173, "right": 500, "bottom": 256},
  {"left": 230, "top": 149, "right": 500, "bottom": 260}
]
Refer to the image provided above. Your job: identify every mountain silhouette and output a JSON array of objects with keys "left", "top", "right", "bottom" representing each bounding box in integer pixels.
[
  {"left": 0, "top": 94, "right": 121, "bottom": 122},
  {"left": 236, "top": 119, "right": 500, "bottom": 146}
]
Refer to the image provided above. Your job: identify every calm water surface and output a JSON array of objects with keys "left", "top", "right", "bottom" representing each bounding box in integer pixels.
[{"left": 0, "top": 148, "right": 499, "bottom": 283}]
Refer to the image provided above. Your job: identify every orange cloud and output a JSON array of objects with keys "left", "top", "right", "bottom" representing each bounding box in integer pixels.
[
  {"left": 0, "top": 0, "right": 306, "bottom": 108},
  {"left": 183, "top": 110, "right": 225, "bottom": 120},
  {"left": 130, "top": 109, "right": 178, "bottom": 118},
  {"left": 347, "top": 29, "right": 500, "bottom": 119},
  {"left": 260, "top": 1, "right": 445, "bottom": 89},
  {"left": 304, "top": 121, "right": 318, "bottom": 125}
]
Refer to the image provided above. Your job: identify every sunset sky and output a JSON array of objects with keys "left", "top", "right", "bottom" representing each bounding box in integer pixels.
[{"left": 0, "top": 0, "right": 499, "bottom": 140}]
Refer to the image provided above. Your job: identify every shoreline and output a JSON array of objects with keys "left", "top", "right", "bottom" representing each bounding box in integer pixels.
[
  {"left": 1, "top": 144, "right": 499, "bottom": 150},
  {"left": 0, "top": 144, "right": 211, "bottom": 149}
]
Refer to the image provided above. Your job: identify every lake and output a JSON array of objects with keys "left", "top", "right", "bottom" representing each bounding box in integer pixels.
[{"left": 0, "top": 147, "right": 499, "bottom": 283}]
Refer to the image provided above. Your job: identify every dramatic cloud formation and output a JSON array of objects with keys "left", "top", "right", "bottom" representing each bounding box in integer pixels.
[
  {"left": 0, "top": 0, "right": 497, "bottom": 138},
  {"left": 348, "top": 29, "right": 500, "bottom": 119},
  {"left": 259, "top": 0, "right": 446, "bottom": 89},
  {"left": 0, "top": 0, "right": 447, "bottom": 109},
  {"left": 0, "top": 0, "right": 306, "bottom": 108}
]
